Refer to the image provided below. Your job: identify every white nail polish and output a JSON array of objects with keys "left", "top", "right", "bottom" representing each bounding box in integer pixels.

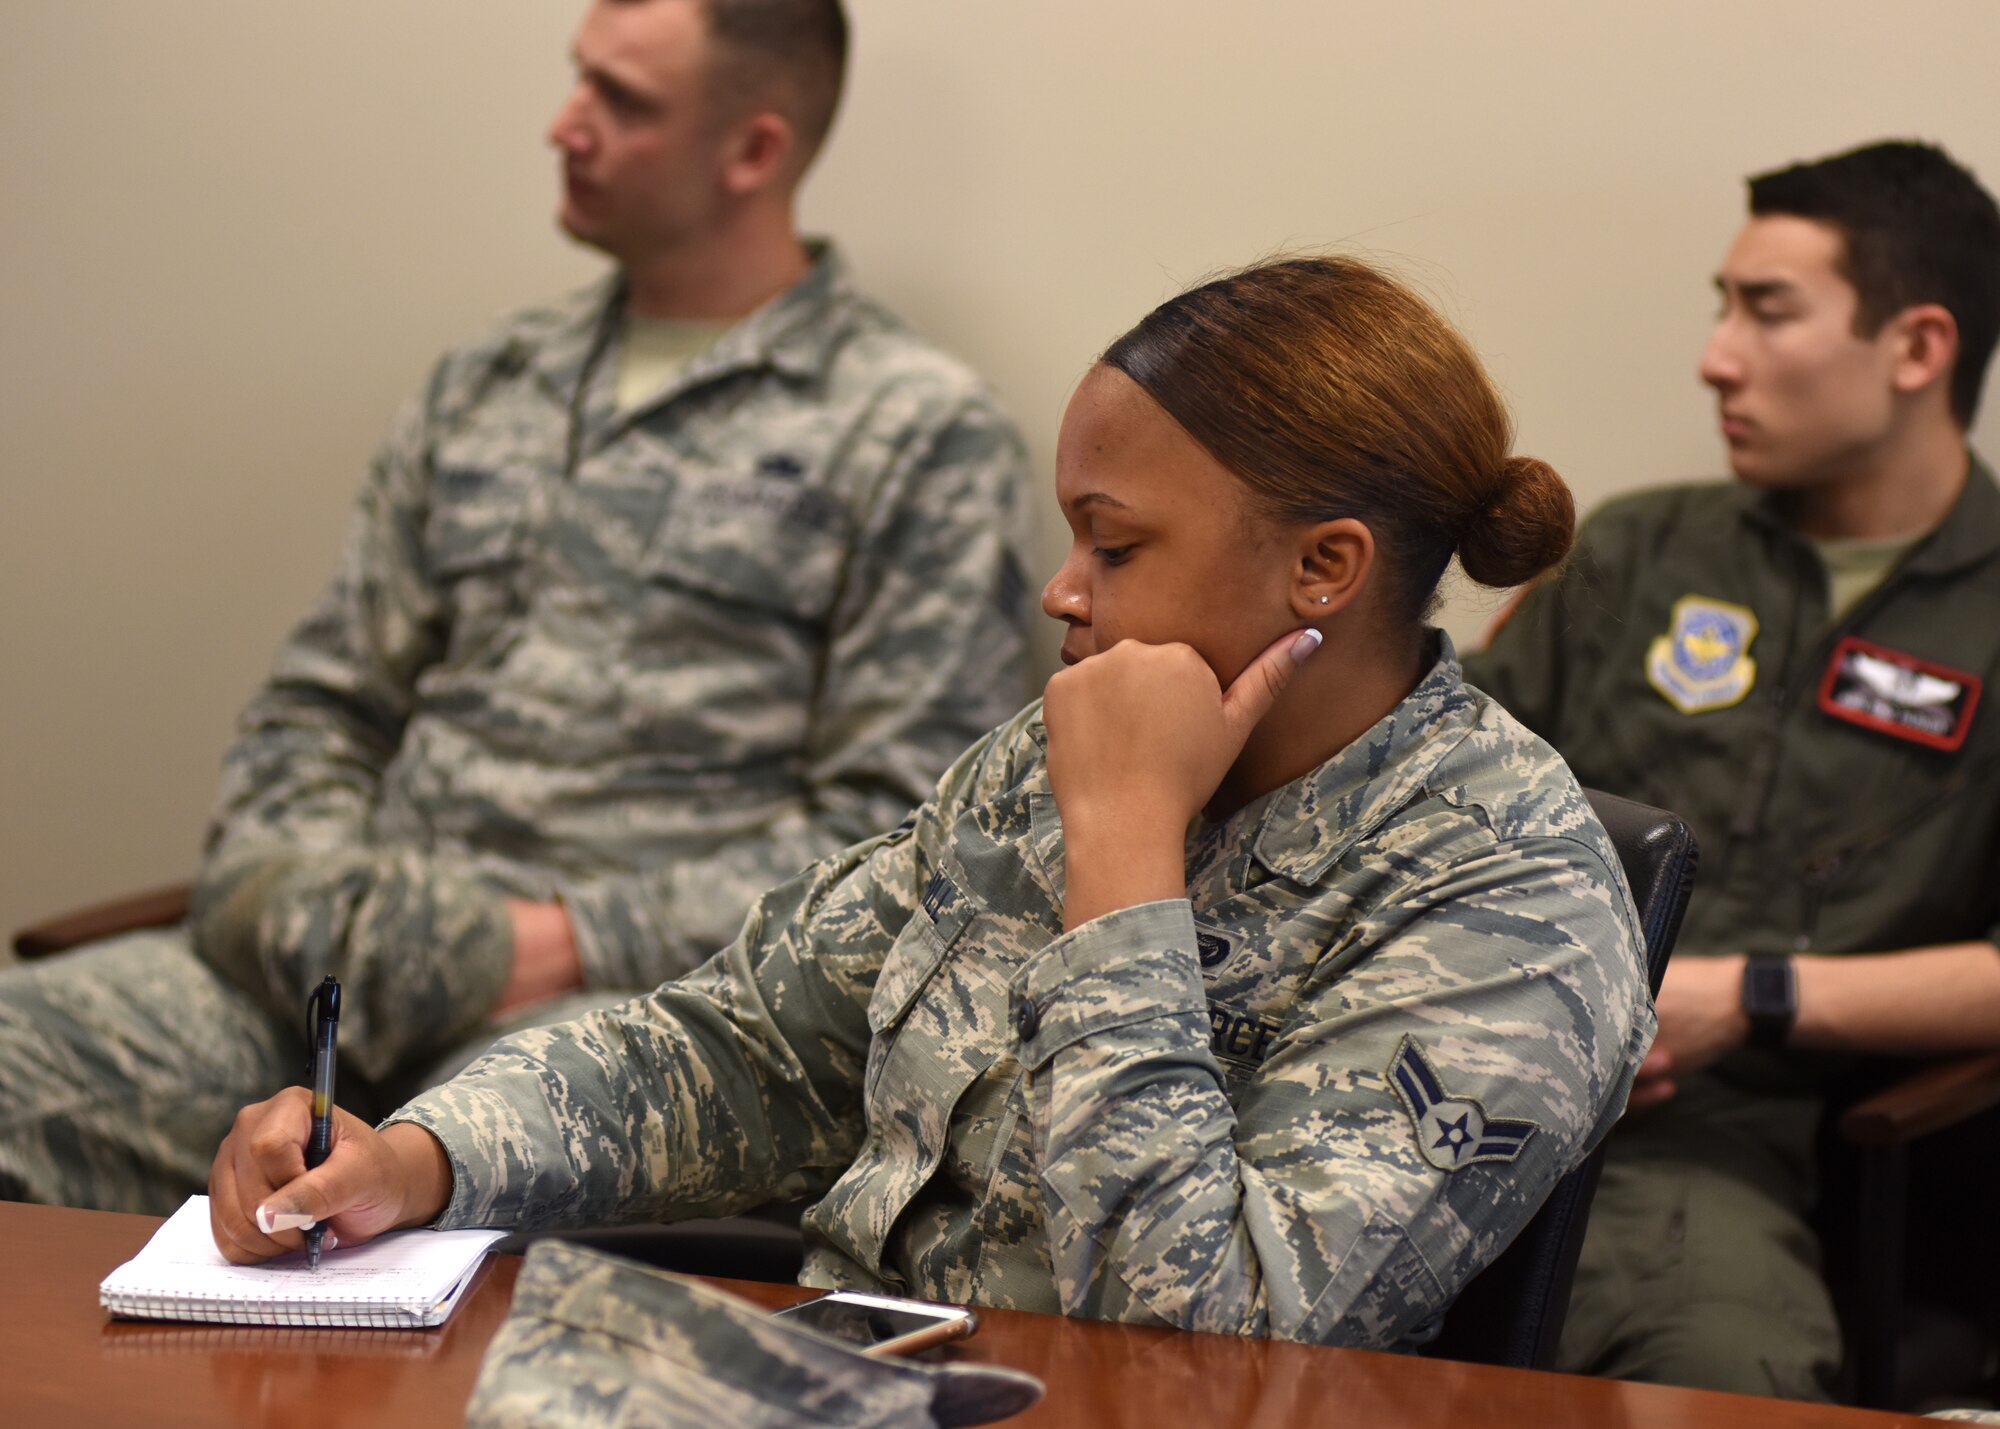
[
  {"left": 1291, "top": 628, "right": 1324, "bottom": 660},
  {"left": 256, "top": 1205, "right": 316, "bottom": 1234}
]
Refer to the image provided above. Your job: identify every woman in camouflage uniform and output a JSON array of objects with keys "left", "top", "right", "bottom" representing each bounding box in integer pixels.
[{"left": 208, "top": 256, "right": 1656, "bottom": 1349}]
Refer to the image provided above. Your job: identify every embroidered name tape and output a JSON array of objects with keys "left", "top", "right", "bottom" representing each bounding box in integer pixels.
[
  {"left": 1818, "top": 636, "right": 1982, "bottom": 753},
  {"left": 1387, "top": 1036, "right": 1538, "bottom": 1171},
  {"left": 1208, "top": 1006, "right": 1281, "bottom": 1068}
]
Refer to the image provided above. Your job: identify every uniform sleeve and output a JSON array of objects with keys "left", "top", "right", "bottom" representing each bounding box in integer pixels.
[
  {"left": 1460, "top": 507, "right": 1629, "bottom": 745},
  {"left": 1013, "top": 839, "right": 1654, "bottom": 1345},
  {"left": 385, "top": 724, "right": 1019, "bottom": 1232},
  {"left": 187, "top": 374, "right": 516, "bottom": 1082},
  {"left": 556, "top": 391, "right": 1035, "bottom": 988}
]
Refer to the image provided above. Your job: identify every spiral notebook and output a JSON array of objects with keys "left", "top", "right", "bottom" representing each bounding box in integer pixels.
[{"left": 99, "top": 1196, "right": 508, "bottom": 1329}]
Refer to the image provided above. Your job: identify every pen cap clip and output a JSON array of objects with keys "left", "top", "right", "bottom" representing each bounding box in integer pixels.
[
  {"left": 308, "top": 975, "right": 342, "bottom": 1030},
  {"left": 305, "top": 975, "right": 342, "bottom": 1081}
]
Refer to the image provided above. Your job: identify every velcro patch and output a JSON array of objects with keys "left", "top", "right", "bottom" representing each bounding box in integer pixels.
[
  {"left": 1645, "top": 594, "right": 1760, "bottom": 713},
  {"left": 688, "top": 478, "right": 842, "bottom": 531},
  {"left": 1194, "top": 924, "right": 1240, "bottom": 972},
  {"left": 1387, "top": 1036, "right": 1538, "bottom": 1171},
  {"left": 1818, "top": 636, "right": 1981, "bottom": 753}
]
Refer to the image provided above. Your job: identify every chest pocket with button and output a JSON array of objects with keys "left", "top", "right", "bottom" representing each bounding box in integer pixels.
[
  {"left": 422, "top": 463, "right": 532, "bottom": 666},
  {"left": 802, "top": 869, "right": 984, "bottom": 1279},
  {"left": 864, "top": 872, "right": 973, "bottom": 1096},
  {"left": 641, "top": 472, "right": 851, "bottom": 631}
]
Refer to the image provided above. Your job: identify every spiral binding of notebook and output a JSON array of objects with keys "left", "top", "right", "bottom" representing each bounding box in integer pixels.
[
  {"left": 104, "top": 1322, "right": 450, "bottom": 1358},
  {"left": 98, "top": 1197, "right": 506, "bottom": 1330}
]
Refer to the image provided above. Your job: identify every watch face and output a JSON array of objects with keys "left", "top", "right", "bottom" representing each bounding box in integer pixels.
[{"left": 1744, "top": 959, "right": 1797, "bottom": 1017}]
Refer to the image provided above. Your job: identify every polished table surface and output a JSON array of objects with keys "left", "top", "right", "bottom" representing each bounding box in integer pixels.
[{"left": 2, "top": 1200, "right": 1930, "bottom": 1428}]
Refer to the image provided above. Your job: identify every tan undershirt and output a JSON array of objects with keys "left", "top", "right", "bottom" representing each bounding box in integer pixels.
[
  {"left": 616, "top": 314, "right": 730, "bottom": 414},
  {"left": 1811, "top": 532, "right": 1923, "bottom": 622}
]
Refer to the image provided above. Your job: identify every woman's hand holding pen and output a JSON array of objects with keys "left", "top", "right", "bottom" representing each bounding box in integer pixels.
[
  {"left": 207, "top": 1090, "right": 453, "bottom": 1265},
  {"left": 1044, "top": 629, "right": 1321, "bottom": 930}
]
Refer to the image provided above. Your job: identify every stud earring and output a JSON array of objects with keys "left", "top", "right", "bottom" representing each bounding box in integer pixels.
[{"left": 1318, "top": 595, "right": 1330, "bottom": 605}]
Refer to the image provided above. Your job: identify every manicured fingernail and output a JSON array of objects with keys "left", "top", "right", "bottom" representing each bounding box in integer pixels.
[
  {"left": 1290, "top": 628, "right": 1324, "bottom": 661},
  {"left": 323, "top": 1231, "right": 338, "bottom": 1252},
  {"left": 256, "top": 1205, "right": 315, "bottom": 1234}
]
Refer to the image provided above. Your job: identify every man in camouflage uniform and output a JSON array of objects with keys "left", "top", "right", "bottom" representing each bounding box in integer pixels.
[
  {"left": 0, "top": 0, "right": 1030, "bottom": 1213},
  {"left": 1465, "top": 141, "right": 2000, "bottom": 1398},
  {"left": 222, "top": 636, "right": 1655, "bottom": 1347}
]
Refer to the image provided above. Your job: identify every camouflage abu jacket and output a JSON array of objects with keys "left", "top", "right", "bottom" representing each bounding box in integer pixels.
[
  {"left": 392, "top": 636, "right": 1655, "bottom": 1346},
  {"left": 189, "top": 244, "right": 1034, "bottom": 1079}
]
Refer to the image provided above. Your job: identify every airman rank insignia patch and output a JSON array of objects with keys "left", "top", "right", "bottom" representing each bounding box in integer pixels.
[
  {"left": 1818, "top": 636, "right": 1981, "bottom": 753},
  {"left": 1646, "top": 595, "right": 1760, "bottom": 713},
  {"left": 1388, "top": 1036, "right": 1538, "bottom": 1172}
]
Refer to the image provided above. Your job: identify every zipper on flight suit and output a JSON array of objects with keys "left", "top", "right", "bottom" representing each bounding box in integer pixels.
[
  {"left": 1726, "top": 555, "right": 1811, "bottom": 844},
  {"left": 1795, "top": 853, "right": 1844, "bottom": 952},
  {"left": 1784, "top": 520, "right": 1993, "bottom": 951},
  {"left": 1735, "top": 526, "right": 1928, "bottom": 930}
]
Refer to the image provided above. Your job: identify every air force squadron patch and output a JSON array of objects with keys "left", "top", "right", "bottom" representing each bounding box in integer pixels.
[
  {"left": 1819, "top": 636, "right": 1982, "bottom": 753},
  {"left": 1388, "top": 1037, "right": 1538, "bottom": 1172},
  {"left": 1647, "top": 595, "right": 1760, "bottom": 714}
]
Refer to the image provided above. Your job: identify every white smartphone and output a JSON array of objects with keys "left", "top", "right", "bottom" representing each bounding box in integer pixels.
[{"left": 770, "top": 1290, "right": 979, "bottom": 1357}]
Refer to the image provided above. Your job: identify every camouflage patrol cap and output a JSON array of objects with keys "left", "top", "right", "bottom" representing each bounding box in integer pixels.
[{"left": 466, "top": 1240, "right": 1044, "bottom": 1428}]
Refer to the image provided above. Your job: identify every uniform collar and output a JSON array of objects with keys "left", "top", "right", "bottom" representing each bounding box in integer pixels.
[
  {"left": 677, "top": 239, "right": 853, "bottom": 387},
  {"left": 1251, "top": 631, "right": 1476, "bottom": 886},
  {"left": 527, "top": 239, "right": 851, "bottom": 405},
  {"left": 1739, "top": 450, "right": 2000, "bottom": 578},
  {"left": 1899, "top": 451, "right": 2000, "bottom": 578}
]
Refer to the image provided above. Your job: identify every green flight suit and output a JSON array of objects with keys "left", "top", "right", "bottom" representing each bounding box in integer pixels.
[{"left": 1463, "top": 457, "right": 2000, "bottom": 1398}]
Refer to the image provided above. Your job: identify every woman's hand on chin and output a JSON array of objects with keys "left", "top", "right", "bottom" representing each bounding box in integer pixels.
[{"left": 1044, "top": 629, "right": 1321, "bottom": 929}]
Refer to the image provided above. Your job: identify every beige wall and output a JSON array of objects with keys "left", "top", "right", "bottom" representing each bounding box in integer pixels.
[{"left": 4, "top": 0, "right": 1997, "bottom": 947}]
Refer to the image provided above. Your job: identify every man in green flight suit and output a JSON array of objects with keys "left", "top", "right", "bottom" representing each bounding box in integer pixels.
[{"left": 1465, "top": 139, "right": 2000, "bottom": 1400}]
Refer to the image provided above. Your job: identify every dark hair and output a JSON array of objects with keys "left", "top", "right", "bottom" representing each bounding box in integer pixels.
[
  {"left": 1101, "top": 256, "right": 1574, "bottom": 623},
  {"left": 699, "top": 0, "right": 849, "bottom": 166},
  {"left": 1749, "top": 140, "right": 2000, "bottom": 426}
]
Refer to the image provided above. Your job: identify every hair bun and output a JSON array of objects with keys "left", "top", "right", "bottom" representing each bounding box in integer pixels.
[{"left": 1456, "top": 454, "right": 1575, "bottom": 589}]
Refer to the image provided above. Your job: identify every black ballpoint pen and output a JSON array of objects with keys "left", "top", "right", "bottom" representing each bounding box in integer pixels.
[{"left": 304, "top": 976, "right": 341, "bottom": 1271}]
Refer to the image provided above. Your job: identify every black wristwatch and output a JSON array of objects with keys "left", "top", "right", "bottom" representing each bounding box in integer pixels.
[{"left": 1740, "top": 955, "right": 1798, "bottom": 1051}]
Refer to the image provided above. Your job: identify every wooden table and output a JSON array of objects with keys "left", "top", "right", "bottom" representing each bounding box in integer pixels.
[{"left": 2, "top": 1200, "right": 1930, "bottom": 1428}]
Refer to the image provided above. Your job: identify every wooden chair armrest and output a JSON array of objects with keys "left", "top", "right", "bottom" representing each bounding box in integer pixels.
[
  {"left": 1839, "top": 1052, "right": 2000, "bottom": 1146},
  {"left": 12, "top": 883, "right": 194, "bottom": 961}
]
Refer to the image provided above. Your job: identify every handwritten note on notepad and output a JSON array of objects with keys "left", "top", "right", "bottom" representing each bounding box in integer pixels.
[{"left": 99, "top": 1196, "right": 507, "bottom": 1329}]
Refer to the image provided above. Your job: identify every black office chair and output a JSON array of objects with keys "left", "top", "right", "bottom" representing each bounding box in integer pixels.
[
  {"left": 1819, "top": 1055, "right": 2000, "bottom": 1409},
  {"left": 1422, "top": 789, "right": 1697, "bottom": 1370}
]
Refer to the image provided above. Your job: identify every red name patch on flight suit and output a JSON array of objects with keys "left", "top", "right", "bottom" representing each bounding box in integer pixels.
[{"left": 1817, "top": 636, "right": 1982, "bottom": 752}]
